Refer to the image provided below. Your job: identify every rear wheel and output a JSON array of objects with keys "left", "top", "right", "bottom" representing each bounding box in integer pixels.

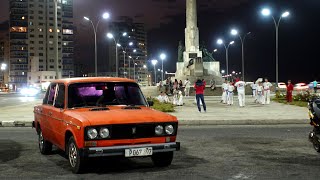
[
  {"left": 38, "top": 128, "right": 52, "bottom": 155},
  {"left": 67, "top": 136, "right": 86, "bottom": 174},
  {"left": 151, "top": 152, "right": 173, "bottom": 167}
]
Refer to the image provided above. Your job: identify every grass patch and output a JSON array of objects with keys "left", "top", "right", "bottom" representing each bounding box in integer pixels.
[
  {"left": 272, "top": 98, "right": 308, "bottom": 107},
  {"left": 148, "top": 98, "right": 175, "bottom": 112}
]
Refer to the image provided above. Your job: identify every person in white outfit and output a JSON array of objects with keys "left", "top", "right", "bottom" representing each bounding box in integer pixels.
[
  {"left": 227, "top": 82, "right": 235, "bottom": 105},
  {"left": 251, "top": 82, "right": 258, "bottom": 102},
  {"left": 184, "top": 78, "right": 191, "bottom": 97},
  {"left": 235, "top": 80, "right": 246, "bottom": 107},
  {"left": 263, "top": 78, "right": 272, "bottom": 105},
  {"left": 172, "top": 89, "right": 178, "bottom": 105},
  {"left": 221, "top": 80, "right": 228, "bottom": 104},
  {"left": 177, "top": 90, "right": 184, "bottom": 106},
  {"left": 256, "top": 82, "right": 264, "bottom": 104}
]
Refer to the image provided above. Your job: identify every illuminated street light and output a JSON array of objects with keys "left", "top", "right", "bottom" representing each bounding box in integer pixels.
[
  {"left": 151, "top": 60, "right": 158, "bottom": 86},
  {"left": 231, "top": 29, "right": 251, "bottom": 81},
  {"left": 216, "top": 39, "right": 235, "bottom": 80},
  {"left": 221, "top": 70, "right": 225, "bottom": 74},
  {"left": 83, "top": 12, "right": 110, "bottom": 76},
  {"left": 261, "top": 7, "right": 290, "bottom": 87},
  {"left": 159, "top": 53, "right": 166, "bottom": 82}
]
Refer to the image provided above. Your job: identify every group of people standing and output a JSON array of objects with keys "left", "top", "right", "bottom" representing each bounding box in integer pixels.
[
  {"left": 221, "top": 78, "right": 273, "bottom": 107},
  {"left": 161, "top": 78, "right": 192, "bottom": 97}
]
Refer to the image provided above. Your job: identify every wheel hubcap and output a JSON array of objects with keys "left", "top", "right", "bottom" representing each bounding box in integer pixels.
[
  {"left": 69, "top": 142, "right": 77, "bottom": 167},
  {"left": 39, "top": 132, "right": 44, "bottom": 150}
]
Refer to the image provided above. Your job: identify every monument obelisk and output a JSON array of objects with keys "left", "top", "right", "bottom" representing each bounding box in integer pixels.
[{"left": 175, "top": 0, "right": 222, "bottom": 84}]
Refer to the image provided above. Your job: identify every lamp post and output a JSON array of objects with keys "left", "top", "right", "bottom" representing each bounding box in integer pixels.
[
  {"left": 134, "top": 63, "right": 137, "bottom": 81},
  {"left": 217, "top": 39, "right": 235, "bottom": 80},
  {"left": 143, "top": 65, "right": 147, "bottom": 86},
  {"left": 159, "top": 53, "right": 166, "bottom": 82},
  {"left": 107, "top": 32, "right": 128, "bottom": 77},
  {"left": 231, "top": 29, "right": 251, "bottom": 81},
  {"left": 151, "top": 59, "right": 158, "bottom": 86},
  {"left": 261, "top": 8, "right": 290, "bottom": 87},
  {"left": 83, "top": 12, "right": 110, "bottom": 76},
  {"left": 121, "top": 41, "right": 133, "bottom": 77},
  {"left": 128, "top": 48, "right": 137, "bottom": 79}
]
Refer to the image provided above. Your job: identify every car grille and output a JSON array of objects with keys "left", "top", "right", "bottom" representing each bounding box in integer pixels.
[{"left": 111, "top": 124, "right": 155, "bottom": 139}]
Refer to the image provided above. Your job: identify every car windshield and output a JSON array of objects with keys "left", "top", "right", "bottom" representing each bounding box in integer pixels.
[{"left": 67, "top": 82, "right": 147, "bottom": 108}]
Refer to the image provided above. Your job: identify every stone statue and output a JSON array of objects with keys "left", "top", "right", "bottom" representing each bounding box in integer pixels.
[
  {"left": 200, "top": 42, "right": 215, "bottom": 62},
  {"left": 177, "top": 41, "right": 184, "bottom": 62}
]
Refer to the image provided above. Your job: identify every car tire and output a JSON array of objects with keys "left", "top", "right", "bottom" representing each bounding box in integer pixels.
[
  {"left": 151, "top": 152, "right": 173, "bottom": 167},
  {"left": 67, "top": 136, "right": 86, "bottom": 174},
  {"left": 38, "top": 128, "right": 52, "bottom": 155}
]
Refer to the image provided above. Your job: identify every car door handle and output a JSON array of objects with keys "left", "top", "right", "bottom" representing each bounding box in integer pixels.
[{"left": 48, "top": 112, "right": 52, "bottom": 116}]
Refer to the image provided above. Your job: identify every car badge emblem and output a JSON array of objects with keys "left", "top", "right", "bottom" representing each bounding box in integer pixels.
[{"left": 132, "top": 127, "right": 136, "bottom": 134}]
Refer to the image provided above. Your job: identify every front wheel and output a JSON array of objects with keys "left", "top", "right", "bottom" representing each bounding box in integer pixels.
[
  {"left": 313, "top": 142, "right": 320, "bottom": 153},
  {"left": 67, "top": 136, "right": 86, "bottom": 174},
  {"left": 38, "top": 128, "right": 52, "bottom": 155},
  {"left": 151, "top": 152, "right": 173, "bottom": 167}
]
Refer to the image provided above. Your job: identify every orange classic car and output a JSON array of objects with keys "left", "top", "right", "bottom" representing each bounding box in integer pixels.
[{"left": 33, "top": 77, "right": 180, "bottom": 173}]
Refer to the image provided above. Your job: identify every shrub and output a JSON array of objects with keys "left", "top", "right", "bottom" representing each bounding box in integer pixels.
[{"left": 148, "top": 98, "right": 175, "bottom": 112}]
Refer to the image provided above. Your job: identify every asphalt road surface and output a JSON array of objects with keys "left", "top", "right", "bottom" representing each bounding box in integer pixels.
[
  {"left": 0, "top": 93, "right": 43, "bottom": 108},
  {"left": 0, "top": 125, "right": 319, "bottom": 180}
]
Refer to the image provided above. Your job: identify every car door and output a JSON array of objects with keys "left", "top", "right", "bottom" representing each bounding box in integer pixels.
[
  {"left": 50, "top": 83, "right": 67, "bottom": 149},
  {"left": 41, "top": 83, "right": 57, "bottom": 144}
]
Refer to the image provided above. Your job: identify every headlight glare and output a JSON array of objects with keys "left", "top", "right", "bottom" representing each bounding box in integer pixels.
[
  {"left": 87, "top": 128, "right": 98, "bottom": 139},
  {"left": 155, "top": 125, "right": 164, "bottom": 135},
  {"left": 99, "top": 128, "right": 110, "bottom": 138},
  {"left": 165, "top": 125, "right": 174, "bottom": 135}
]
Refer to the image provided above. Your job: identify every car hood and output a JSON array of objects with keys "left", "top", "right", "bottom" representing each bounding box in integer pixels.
[{"left": 64, "top": 107, "right": 177, "bottom": 126}]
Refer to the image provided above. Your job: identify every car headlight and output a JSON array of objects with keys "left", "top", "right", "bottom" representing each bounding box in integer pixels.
[
  {"left": 155, "top": 125, "right": 164, "bottom": 135},
  {"left": 165, "top": 125, "right": 174, "bottom": 135},
  {"left": 99, "top": 128, "right": 110, "bottom": 138},
  {"left": 87, "top": 128, "right": 98, "bottom": 139}
]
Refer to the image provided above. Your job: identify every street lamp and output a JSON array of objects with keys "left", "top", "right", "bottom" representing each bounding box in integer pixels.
[
  {"left": 221, "top": 69, "right": 225, "bottom": 74},
  {"left": 128, "top": 48, "right": 137, "bottom": 79},
  {"left": 107, "top": 32, "right": 128, "bottom": 77},
  {"left": 217, "top": 39, "right": 235, "bottom": 80},
  {"left": 83, "top": 12, "right": 110, "bottom": 76},
  {"left": 159, "top": 53, "right": 166, "bottom": 82},
  {"left": 261, "top": 8, "right": 290, "bottom": 87},
  {"left": 231, "top": 29, "right": 251, "bottom": 81},
  {"left": 151, "top": 59, "right": 158, "bottom": 86},
  {"left": 118, "top": 41, "right": 132, "bottom": 78}
]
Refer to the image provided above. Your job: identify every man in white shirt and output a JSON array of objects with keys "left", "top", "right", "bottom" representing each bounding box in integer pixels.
[
  {"left": 263, "top": 78, "right": 273, "bottom": 104},
  {"left": 221, "top": 80, "right": 228, "bottom": 104},
  {"left": 251, "top": 82, "right": 258, "bottom": 102},
  {"left": 235, "top": 80, "right": 246, "bottom": 107},
  {"left": 184, "top": 78, "right": 191, "bottom": 97},
  {"left": 227, "top": 82, "right": 235, "bottom": 105},
  {"left": 256, "top": 82, "right": 264, "bottom": 104}
]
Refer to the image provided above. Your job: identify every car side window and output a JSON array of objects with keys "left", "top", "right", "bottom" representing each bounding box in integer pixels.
[
  {"left": 47, "top": 84, "right": 57, "bottom": 105},
  {"left": 54, "top": 84, "right": 65, "bottom": 108}
]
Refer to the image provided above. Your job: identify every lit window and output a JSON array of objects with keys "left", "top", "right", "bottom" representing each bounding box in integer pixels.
[
  {"left": 49, "top": 41, "right": 53, "bottom": 44},
  {"left": 39, "top": 28, "right": 42, "bottom": 32},
  {"left": 57, "top": 29, "right": 60, "bottom": 33},
  {"left": 63, "top": 29, "right": 73, "bottom": 34},
  {"left": 21, "top": 16, "right": 25, "bottom": 20},
  {"left": 49, "top": 29, "right": 53, "bottom": 33}
]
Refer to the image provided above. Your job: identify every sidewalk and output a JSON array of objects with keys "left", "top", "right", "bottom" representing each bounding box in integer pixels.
[
  {"left": 168, "top": 96, "right": 309, "bottom": 125},
  {"left": 0, "top": 96, "right": 309, "bottom": 127}
]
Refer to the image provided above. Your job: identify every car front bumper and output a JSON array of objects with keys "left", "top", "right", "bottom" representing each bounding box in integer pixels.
[{"left": 80, "top": 142, "right": 180, "bottom": 158}]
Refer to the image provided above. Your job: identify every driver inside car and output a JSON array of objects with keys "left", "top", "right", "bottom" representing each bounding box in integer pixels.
[{"left": 96, "top": 86, "right": 117, "bottom": 106}]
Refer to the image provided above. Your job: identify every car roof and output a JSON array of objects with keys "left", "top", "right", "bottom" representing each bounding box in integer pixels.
[{"left": 50, "top": 77, "right": 136, "bottom": 85}]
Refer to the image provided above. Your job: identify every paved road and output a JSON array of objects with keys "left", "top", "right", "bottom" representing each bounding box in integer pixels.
[
  {"left": 0, "top": 93, "right": 43, "bottom": 108},
  {"left": 0, "top": 125, "right": 319, "bottom": 179}
]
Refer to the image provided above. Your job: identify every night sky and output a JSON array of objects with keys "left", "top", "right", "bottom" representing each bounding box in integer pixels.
[{"left": 0, "top": 0, "right": 319, "bottom": 83}]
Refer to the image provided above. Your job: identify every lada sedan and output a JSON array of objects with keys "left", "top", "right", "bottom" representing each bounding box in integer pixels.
[{"left": 33, "top": 77, "right": 180, "bottom": 173}]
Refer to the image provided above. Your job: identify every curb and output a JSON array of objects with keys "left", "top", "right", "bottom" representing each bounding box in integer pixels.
[
  {"left": 0, "top": 121, "right": 33, "bottom": 127},
  {"left": 0, "top": 119, "right": 308, "bottom": 127},
  {"left": 179, "top": 119, "right": 308, "bottom": 125}
]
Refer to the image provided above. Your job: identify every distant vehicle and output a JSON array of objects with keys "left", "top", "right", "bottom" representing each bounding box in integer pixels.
[
  {"left": 294, "top": 83, "right": 309, "bottom": 91},
  {"left": 308, "top": 82, "right": 320, "bottom": 89},
  {"left": 277, "top": 82, "right": 287, "bottom": 89},
  {"left": 20, "top": 87, "right": 40, "bottom": 96}
]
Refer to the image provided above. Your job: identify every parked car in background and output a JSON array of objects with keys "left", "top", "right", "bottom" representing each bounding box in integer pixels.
[
  {"left": 277, "top": 82, "right": 287, "bottom": 89},
  {"left": 33, "top": 77, "right": 180, "bottom": 173},
  {"left": 308, "top": 82, "right": 320, "bottom": 89},
  {"left": 294, "top": 83, "right": 309, "bottom": 91}
]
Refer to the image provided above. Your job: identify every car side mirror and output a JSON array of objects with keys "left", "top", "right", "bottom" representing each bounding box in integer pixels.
[{"left": 148, "top": 101, "right": 154, "bottom": 107}]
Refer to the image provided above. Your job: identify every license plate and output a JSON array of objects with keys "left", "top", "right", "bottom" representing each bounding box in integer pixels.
[{"left": 125, "top": 147, "right": 153, "bottom": 157}]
